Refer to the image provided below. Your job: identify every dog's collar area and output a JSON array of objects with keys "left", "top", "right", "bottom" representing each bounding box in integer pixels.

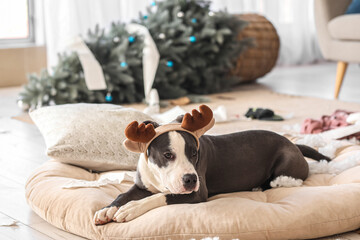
[{"left": 143, "top": 124, "right": 200, "bottom": 161}]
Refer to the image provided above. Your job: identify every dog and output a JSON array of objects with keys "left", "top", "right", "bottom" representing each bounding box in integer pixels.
[{"left": 94, "top": 105, "right": 330, "bottom": 225}]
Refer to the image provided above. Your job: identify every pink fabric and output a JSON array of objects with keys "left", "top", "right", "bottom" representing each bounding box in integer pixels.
[{"left": 301, "top": 110, "right": 353, "bottom": 134}]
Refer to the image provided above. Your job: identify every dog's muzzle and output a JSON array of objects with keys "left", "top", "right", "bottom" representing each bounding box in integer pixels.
[{"left": 182, "top": 174, "right": 197, "bottom": 191}]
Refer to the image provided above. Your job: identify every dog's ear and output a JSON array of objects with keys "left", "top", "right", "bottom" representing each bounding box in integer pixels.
[
  {"left": 181, "top": 105, "right": 215, "bottom": 138},
  {"left": 123, "top": 139, "right": 147, "bottom": 153},
  {"left": 171, "top": 114, "right": 184, "bottom": 124},
  {"left": 123, "top": 121, "right": 157, "bottom": 153},
  {"left": 142, "top": 120, "right": 160, "bottom": 128}
]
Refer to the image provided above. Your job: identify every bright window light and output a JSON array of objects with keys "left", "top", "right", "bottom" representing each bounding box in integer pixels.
[{"left": 0, "top": 0, "right": 31, "bottom": 40}]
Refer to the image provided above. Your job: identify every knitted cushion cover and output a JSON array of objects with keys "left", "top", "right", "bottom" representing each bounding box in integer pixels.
[{"left": 30, "top": 103, "right": 153, "bottom": 172}]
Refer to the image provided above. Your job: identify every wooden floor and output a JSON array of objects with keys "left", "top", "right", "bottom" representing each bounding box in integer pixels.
[
  {"left": 259, "top": 62, "right": 360, "bottom": 103},
  {"left": 0, "top": 63, "right": 359, "bottom": 239}
]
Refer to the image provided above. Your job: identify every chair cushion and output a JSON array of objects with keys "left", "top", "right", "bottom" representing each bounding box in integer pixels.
[
  {"left": 25, "top": 143, "right": 360, "bottom": 239},
  {"left": 328, "top": 14, "right": 360, "bottom": 41}
]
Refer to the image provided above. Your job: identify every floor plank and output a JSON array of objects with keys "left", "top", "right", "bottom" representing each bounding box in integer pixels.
[
  {"left": 0, "top": 212, "right": 53, "bottom": 240},
  {"left": 0, "top": 176, "right": 44, "bottom": 226},
  {"left": 259, "top": 62, "right": 360, "bottom": 103},
  {"left": 29, "top": 222, "right": 86, "bottom": 240}
]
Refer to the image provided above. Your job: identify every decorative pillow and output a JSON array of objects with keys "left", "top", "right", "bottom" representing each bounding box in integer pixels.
[
  {"left": 346, "top": 0, "right": 360, "bottom": 14},
  {"left": 30, "top": 103, "right": 153, "bottom": 172}
]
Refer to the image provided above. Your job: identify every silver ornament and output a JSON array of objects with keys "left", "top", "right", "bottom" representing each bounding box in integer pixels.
[
  {"left": 43, "top": 94, "right": 49, "bottom": 102},
  {"left": 113, "top": 36, "right": 120, "bottom": 43},
  {"left": 17, "top": 100, "right": 30, "bottom": 111},
  {"left": 50, "top": 88, "right": 57, "bottom": 96},
  {"left": 37, "top": 98, "right": 43, "bottom": 108},
  {"left": 208, "top": 11, "right": 215, "bottom": 16},
  {"left": 177, "top": 11, "right": 184, "bottom": 18},
  {"left": 58, "top": 82, "right": 67, "bottom": 89},
  {"left": 158, "top": 33, "right": 166, "bottom": 39}
]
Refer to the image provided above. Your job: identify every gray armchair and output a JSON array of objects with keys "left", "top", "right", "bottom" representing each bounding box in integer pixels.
[{"left": 314, "top": 0, "right": 360, "bottom": 99}]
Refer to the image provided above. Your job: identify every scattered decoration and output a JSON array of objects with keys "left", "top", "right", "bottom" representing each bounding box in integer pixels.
[
  {"left": 245, "top": 108, "right": 284, "bottom": 121},
  {"left": 189, "top": 35, "right": 196, "bottom": 42},
  {"left": 170, "top": 96, "right": 191, "bottom": 106},
  {"left": 0, "top": 219, "right": 18, "bottom": 227},
  {"left": 120, "top": 61, "right": 128, "bottom": 67},
  {"left": 191, "top": 18, "right": 197, "bottom": 23}
]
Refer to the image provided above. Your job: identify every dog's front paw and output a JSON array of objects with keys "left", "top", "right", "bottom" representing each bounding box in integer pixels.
[
  {"left": 113, "top": 201, "right": 143, "bottom": 223},
  {"left": 94, "top": 206, "right": 118, "bottom": 225}
]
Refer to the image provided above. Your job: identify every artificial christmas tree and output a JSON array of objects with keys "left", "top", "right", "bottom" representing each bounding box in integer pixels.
[{"left": 18, "top": 0, "right": 250, "bottom": 110}]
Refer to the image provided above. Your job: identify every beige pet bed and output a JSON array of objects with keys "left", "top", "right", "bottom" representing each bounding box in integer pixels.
[{"left": 26, "top": 144, "right": 360, "bottom": 240}]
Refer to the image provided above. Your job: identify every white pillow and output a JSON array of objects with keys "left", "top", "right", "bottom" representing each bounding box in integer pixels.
[{"left": 30, "top": 103, "right": 153, "bottom": 172}]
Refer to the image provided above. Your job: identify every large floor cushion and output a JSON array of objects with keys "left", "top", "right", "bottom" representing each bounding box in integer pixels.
[{"left": 25, "top": 145, "right": 360, "bottom": 240}]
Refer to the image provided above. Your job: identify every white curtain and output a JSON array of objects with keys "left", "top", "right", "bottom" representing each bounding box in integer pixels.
[
  {"left": 43, "top": 0, "right": 323, "bottom": 68},
  {"left": 43, "top": 0, "right": 150, "bottom": 69}
]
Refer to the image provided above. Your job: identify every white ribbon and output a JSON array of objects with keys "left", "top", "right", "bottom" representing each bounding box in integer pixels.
[
  {"left": 125, "top": 24, "right": 160, "bottom": 104},
  {"left": 68, "top": 36, "right": 107, "bottom": 90},
  {"left": 68, "top": 24, "right": 160, "bottom": 106}
]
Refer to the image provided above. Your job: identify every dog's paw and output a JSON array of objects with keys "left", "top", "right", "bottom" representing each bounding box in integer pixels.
[
  {"left": 113, "top": 201, "right": 143, "bottom": 223},
  {"left": 94, "top": 206, "right": 118, "bottom": 225},
  {"left": 252, "top": 187, "right": 263, "bottom": 192},
  {"left": 270, "top": 175, "right": 303, "bottom": 188}
]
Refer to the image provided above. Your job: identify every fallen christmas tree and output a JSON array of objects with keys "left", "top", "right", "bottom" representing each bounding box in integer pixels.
[{"left": 18, "top": 0, "right": 250, "bottom": 109}]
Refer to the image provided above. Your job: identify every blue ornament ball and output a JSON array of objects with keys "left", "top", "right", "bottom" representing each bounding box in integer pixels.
[
  {"left": 143, "top": 15, "right": 148, "bottom": 20},
  {"left": 191, "top": 18, "right": 197, "bottom": 23},
  {"left": 189, "top": 36, "right": 196, "bottom": 43},
  {"left": 120, "top": 62, "right": 128, "bottom": 67},
  {"left": 166, "top": 61, "right": 174, "bottom": 67},
  {"left": 128, "top": 36, "right": 135, "bottom": 43},
  {"left": 151, "top": 1, "right": 156, "bottom": 6},
  {"left": 105, "top": 93, "right": 113, "bottom": 102}
]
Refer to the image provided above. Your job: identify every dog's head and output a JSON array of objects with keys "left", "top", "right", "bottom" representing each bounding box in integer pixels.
[{"left": 123, "top": 105, "right": 215, "bottom": 194}]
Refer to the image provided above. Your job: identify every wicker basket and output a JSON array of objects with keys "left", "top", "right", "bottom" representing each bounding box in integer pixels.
[{"left": 231, "top": 14, "right": 280, "bottom": 83}]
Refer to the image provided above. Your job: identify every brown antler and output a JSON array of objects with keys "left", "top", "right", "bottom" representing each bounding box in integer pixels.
[
  {"left": 125, "top": 121, "right": 156, "bottom": 143},
  {"left": 181, "top": 105, "right": 213, "bottom": 132}
]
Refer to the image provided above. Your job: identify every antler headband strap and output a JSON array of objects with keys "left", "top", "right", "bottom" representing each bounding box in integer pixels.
[{"left": 123, "top": 105, "right": 215, "bottom": 161}]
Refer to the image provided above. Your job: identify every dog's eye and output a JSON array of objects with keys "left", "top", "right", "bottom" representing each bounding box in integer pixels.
[
  {"left": 164, "top": 152, "right": 174, "bottom": 160},
  {"left": 192, "top": 149, "right": 197, "bottom": 157}
]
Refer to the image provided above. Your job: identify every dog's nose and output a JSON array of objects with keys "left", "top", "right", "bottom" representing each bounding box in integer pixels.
[{"left": 182, "top": 174, "right": 197, "bottom": 191}]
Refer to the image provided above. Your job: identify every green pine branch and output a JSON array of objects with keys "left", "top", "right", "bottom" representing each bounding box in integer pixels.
[{"left": 18, "top": 0, "right": 251, "bottom": 109}]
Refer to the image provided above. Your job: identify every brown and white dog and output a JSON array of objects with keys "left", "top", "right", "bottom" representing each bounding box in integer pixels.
[{"left": 94, "top": 105, "right": 330, "bottom": 225}]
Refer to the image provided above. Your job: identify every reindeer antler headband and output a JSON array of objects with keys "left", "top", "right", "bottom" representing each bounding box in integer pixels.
[{"left": 123, "top": 105, "right": 215, "bottom": 160}]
